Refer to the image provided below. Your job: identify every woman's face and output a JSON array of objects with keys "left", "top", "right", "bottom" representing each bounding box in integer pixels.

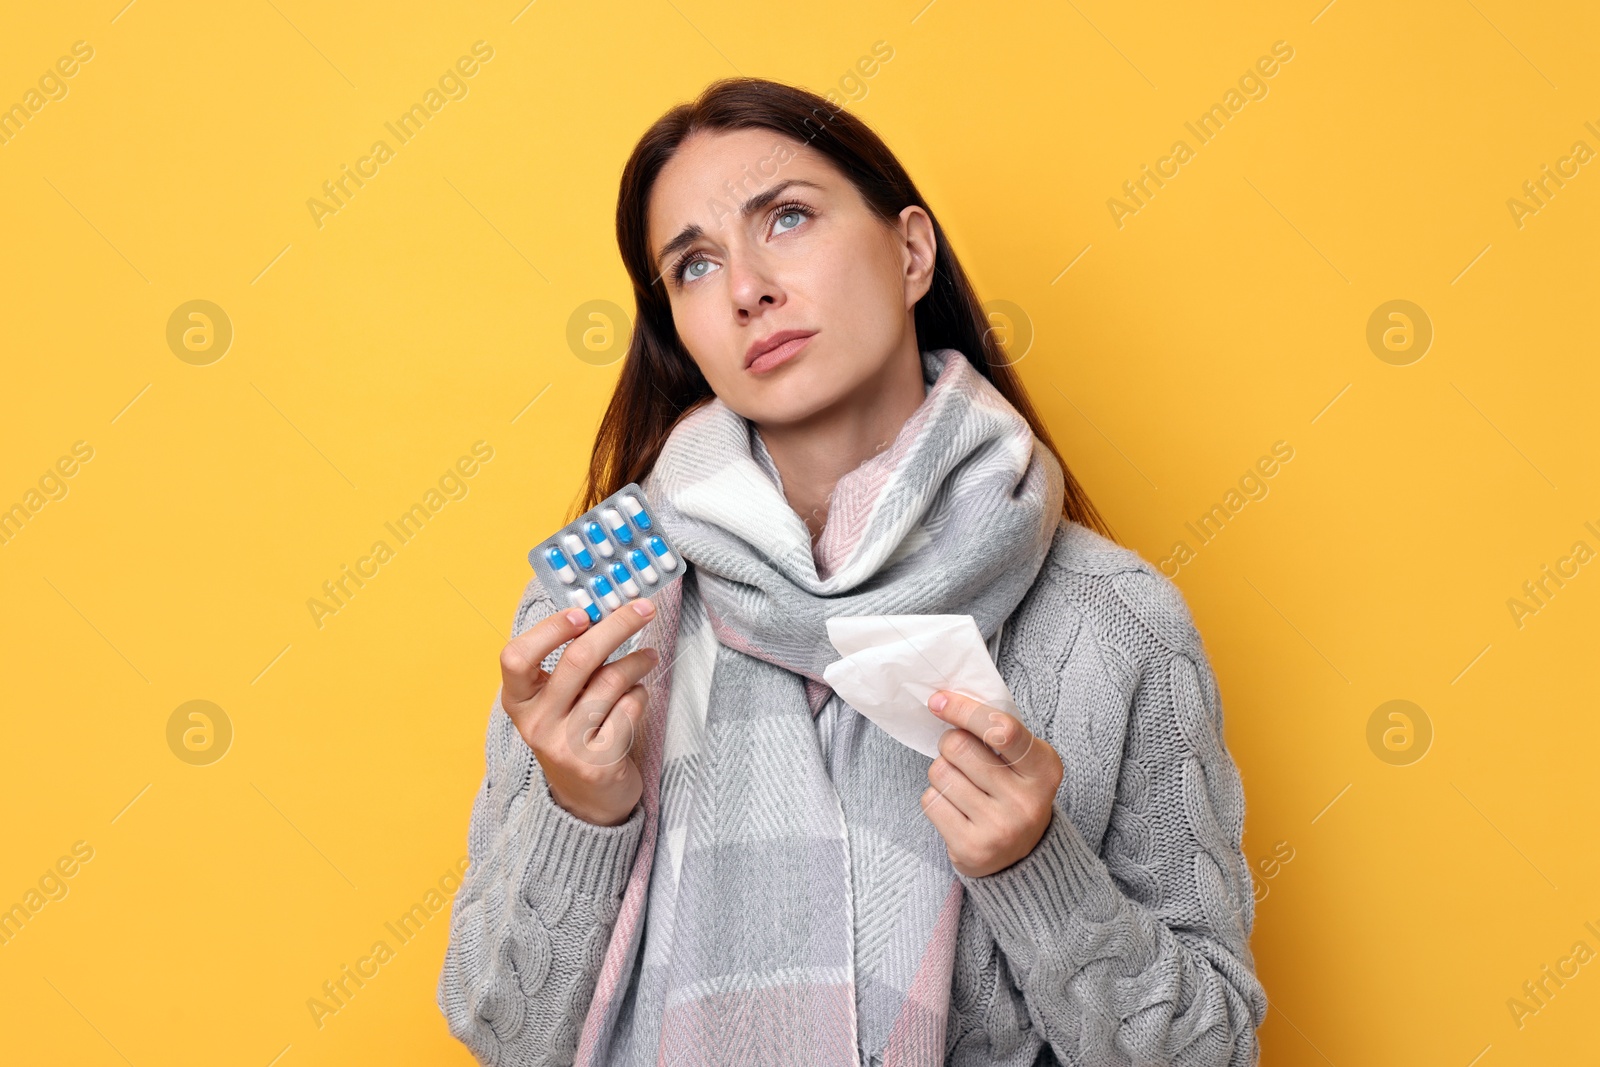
[{"left": 646, "top": 127, "right": 935, "bottom": 428}]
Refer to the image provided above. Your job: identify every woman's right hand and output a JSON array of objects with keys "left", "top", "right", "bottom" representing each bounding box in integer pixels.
[{"left": 498, "top": 597, "right": 661, "bottom": 827}]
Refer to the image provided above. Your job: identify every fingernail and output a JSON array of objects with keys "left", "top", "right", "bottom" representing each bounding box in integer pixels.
[
  {"left": 632, "top": 599, "right": 656, "bottom": 618},
  {"left": 565, "top": 609, "right": 589, "bottom": 626},
  {"left": 929, "top": 692, "right": 948, "bottom": 713}
]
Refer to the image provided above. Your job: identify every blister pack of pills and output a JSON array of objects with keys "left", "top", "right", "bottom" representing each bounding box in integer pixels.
[{"left": 527, "top": 482, "right": 683, "bottom": 622}]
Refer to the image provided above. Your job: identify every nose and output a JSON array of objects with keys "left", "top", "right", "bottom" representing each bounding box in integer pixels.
[{"left": 727, "top": 246, "right": 784, "bottom": 319}]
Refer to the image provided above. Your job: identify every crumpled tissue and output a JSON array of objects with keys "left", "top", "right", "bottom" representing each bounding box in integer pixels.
[{"left": 821, "top": 614, "right": 1019, "bottom": 759}]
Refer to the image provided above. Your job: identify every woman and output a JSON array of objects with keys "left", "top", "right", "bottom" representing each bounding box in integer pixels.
[{"left": 438, "top": 77, "right": 1267, "bottom": 1066}]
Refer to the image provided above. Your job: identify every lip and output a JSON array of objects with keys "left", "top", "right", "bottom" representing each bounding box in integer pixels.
[{"left": 744, "top": 329, "right": 817, "bottom": 373}]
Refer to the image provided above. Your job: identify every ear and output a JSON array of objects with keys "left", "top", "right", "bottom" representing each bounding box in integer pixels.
[{"left": 897, "top": 204, "right": 937, "bottom": 308}]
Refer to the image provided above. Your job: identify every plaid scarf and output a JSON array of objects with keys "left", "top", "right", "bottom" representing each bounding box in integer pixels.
[{"left": 575, "top": 348, "right": 1064, "bottom": 1066}]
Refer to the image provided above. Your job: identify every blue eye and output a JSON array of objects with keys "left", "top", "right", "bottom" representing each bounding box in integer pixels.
[
  {"left": 769, "top": 200, "right": 814, "bottom": 236},
  {"left": 670, "top": 250, "right": 715, "bottom": 285}
]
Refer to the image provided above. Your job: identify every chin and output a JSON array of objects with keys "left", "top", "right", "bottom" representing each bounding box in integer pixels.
[{"left": 730, "top": 367, "right": 851, "bottom": 427}]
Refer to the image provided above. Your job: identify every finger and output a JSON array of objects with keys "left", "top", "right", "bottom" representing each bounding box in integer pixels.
[
  {"left": 920, "top": 772, "right": 980, "bottom": 857},
  {"left": 929, "top": 691, "right": 1045, "bottom": 776},
  {"left": 934, "top": 724, "right": 1012, "bottom": 798},
  {"left": 582, "top": 683, "right": 651, "bottom": 769},
  {"left": 545, "top": 646, "right": 658, "bottom": 761},
  {"left": 920, "top": 779, "right": 966, "bottom": 828},
  {"left": 544, "top": 596, "right": 659, "bottom": 713},
  {"left": 568, "top": 645, "right": 660, "bottom": 734},
  {"left": 924, "top": 756, "right": 995, "bottom": 823},
  {"left": 500, "top": 604, "right": 594, "bottom": 705}
]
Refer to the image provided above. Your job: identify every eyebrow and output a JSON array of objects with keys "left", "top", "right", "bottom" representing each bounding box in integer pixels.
[{"left": 653, "top": 178, "right": 825, "bottom": 274}]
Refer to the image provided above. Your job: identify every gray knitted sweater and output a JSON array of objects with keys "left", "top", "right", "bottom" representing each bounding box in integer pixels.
[{"left": 437, "top": 520, "right": 1268, "bottom": 1065}]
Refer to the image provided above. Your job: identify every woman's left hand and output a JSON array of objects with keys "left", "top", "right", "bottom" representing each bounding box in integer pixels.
[{"left": 919, "top": 690, "right": 1065, "bottom": 878}]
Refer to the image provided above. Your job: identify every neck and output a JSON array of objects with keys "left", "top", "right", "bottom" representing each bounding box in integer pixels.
[{"left": 754, "top": 338, "right": 928, "bottom": 542}]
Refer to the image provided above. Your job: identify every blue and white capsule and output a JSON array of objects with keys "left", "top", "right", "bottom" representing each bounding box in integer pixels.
[
  {"left": 560, "top": 532, "right": 595, "bottom": 571},
  {"left": 628, "top": 549, "right": 659, "bottom": 584},
  {"left": 647, "top": 535, "right": 678, "bottom": 571},
  {"left": 584, "top": 520, "right": 615, "bottom": 558},
  {"left": 542, "top": 545, "right": 577, "bottom": 583},
  {"left": 590, "top": 573, "right": 622, "bottom": 611},
  {"left": 568, "top": 588, "right": 601, "bottom": 623},
  {"left": 602, "top": 507, "right": 634, "bottom": 545},
  {"left": 609, "top": 561, "right": 641, "bottom": 598},
  {"left": 620, "top": 493, "right": 652, "bottom": 531}
]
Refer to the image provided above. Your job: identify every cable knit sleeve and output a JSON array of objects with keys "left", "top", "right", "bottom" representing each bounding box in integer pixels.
[
  {"left": 437, "top": 576, "right": 647, "bottom": 1066},
  {"left": 955, "top": 565, "right": 1268, "bottom": 1066}
]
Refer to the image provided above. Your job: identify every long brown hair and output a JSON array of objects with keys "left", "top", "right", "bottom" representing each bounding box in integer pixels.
[{"left": 575, "top": 76, "right": 1116, "bottom": 543}]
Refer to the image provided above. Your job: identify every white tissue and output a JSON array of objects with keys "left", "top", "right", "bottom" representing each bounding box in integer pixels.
[{"left": 821, "top": 614, "right": 1019, "bottom": 759}]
